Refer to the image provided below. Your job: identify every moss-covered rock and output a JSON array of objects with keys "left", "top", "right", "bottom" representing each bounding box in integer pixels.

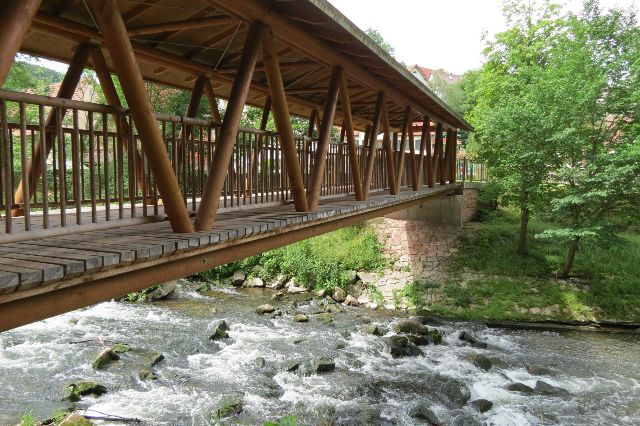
[
  {"left": 91, "top": 348, "right": 119, "bottom": 369},
  {"left": 316, "top": 313, "right": 335, "bottom": 324},
  {"left": 112, "top": 343, "right": 131, "bottom": 353},
  {"left": 385, "top": 335, "right": 424, "bottom": 358},
  {"left": 471, "top": 398, "right": 494, "bottom": 413},
  {"left": 362, "top": 324, "right": 387, "bottom": 336},
  {"left": 138, "top": 368, "right": 158, "bottom": 381},
  {"left": 507, "top": 382, "right": 535, "bottom": 395},
  {"left": 313, "top": 357, "right": 335, "bottom": 374},
  {"left": 256, "top": 304, "right": 276, "bottom": 315},
  {"left": 293, "top": 313, "right": 309, "bottom": 322},
  {"left": 459, "top": 331, "right": 488, "bottom": 349},
  {"left": 209, "top": 320, "right": 230, "bottom": 340},
  {"left": 64, "top": 381, "right": 107, "bottom": 402},
  {"left": 211, "top": 393, "right": 244, "bottom": 419},
  {"left": 466, "top": 354, "right": 492, "bottom": 371}
]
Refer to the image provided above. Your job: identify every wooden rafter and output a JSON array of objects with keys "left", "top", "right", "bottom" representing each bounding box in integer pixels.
[{"left": 128, "top": 16, "right": 235, "bottom": 36}]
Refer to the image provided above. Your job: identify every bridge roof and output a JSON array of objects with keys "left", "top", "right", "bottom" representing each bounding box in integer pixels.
[{"left": 25, "top": 0, "right": 472, "bottom": 131}]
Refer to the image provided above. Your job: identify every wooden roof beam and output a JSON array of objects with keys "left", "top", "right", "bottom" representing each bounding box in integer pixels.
[{"left": 128, "top": 15, "right": 235, "bottom": 36}]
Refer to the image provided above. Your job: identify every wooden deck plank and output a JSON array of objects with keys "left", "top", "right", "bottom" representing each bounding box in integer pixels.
[
  {"left": 0, "top": 249, "right": 86, "bottom": 278},
  {"left": 6, "top": 244, "right": 105, "bottom": 271},
  {"left": 0, "top": 271, "right": 21, "bottom": 295},
  {"left": 0, "top": 258, "right": 63, "bottom": 289}
]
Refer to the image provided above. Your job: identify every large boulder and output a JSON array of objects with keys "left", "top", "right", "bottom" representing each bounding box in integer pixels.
[
  {"left": 287, "top": 279, "right": 307, "bottom": 294},
  {"left": 92, "top": 348, "right": 119, "bottom": 369},
  {"left": 245, "top": 277, "right": 264, "bottom": 288},
  {"left": 357, "top": 272, "right": 379, "bottom": 286},
  {"left": 410, "top": 404, "right": 441, "bottom": 425},
  {"left": 344, "top": 295, "right": 359, "bottom": 306},
  {"left": 231, "top": 270, "right": 246, "bottom": 287},
  {"left": 459, "top": 331, "right": 488, "bottom": 349},
  {"left": 344, "top": 270, "right": 358, "bottom": 285},
  {"left": 385, "top": 335, "right": 424, "bottom": 358},
  {"left": 268, "top": 274, "right": 288, "bottom": 289},
  {"left": 64, "top": 381, "right": 107, "bottom": 402},
  {"left": 256, "top": 304, "right": 276, "bottom": 315},
  {"left": 392, "top": 320, "right": 431, "bottom": 335},
  {"left": 534, "top": 380, "right": 570, "bottom": 397},
  {"left": 146, "top": 281, "right": 178, "bottom": 301},
  {"left": 209, "top": 320, "right": 230, "bottom": 340},
  {"left": 313, "top": 357, "right": 336, "bottom": 374},
  {"left": 332, "top": 287, "right": 347, "bottom": 303}
]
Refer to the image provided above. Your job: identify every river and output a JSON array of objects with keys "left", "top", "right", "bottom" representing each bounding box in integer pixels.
[{"left": 1, "top": 281, "right": 639, "bottom": 425}]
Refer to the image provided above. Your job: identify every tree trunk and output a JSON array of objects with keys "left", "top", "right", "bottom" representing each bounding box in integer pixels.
[
  {"left": 517, "top": 205, "right": 529, "bottom": 255},
  {"left": 558, "top": 236, "right": 580, "bottom": 279}
]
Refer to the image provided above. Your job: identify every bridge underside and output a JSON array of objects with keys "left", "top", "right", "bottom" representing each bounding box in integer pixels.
[{"left": 0, "top": 184, "right": 455, "bottom": 332}]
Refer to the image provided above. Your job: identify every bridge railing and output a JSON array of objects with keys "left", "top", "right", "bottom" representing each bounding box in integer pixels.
[
  {"left": 0, "top": 89, "right": 398, "bottom": 236},
  {"left": 456, "top": 158, "right": 488, "bottom": 182}
]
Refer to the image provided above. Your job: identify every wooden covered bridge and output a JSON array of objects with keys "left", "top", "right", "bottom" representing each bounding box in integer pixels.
[{"left": 0, "top": 0, "right": 472, "bottom": 331}]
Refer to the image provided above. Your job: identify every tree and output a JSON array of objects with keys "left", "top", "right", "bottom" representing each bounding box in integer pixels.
[
  {"left": 535, "top": 1, "right": 640, "bottom": 278},
  {"left": 365, "top": 28, "right": 396, "bottom": 58},
  {"left": 468, "top": 0, "right": 565, "bottom": 255}
]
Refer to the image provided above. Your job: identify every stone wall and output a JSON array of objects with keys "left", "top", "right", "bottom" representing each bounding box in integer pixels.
[
  {"left": 367, "top": 217, "right": 462, "bottom": 305},
  {"left": 461, "top": 188, "right": 480, "bottom": 223}
]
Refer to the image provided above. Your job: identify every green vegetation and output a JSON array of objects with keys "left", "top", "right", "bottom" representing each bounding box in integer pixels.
[
  {"left": 264, "top": 416, "right": 297, "bottom": 426},
  {"left": 412, "top": 208, "right": 640, "bottom": 322},
  {"left": 196, "top": 224, "right": 387, "bottom": 290},
  {"left": 18, "top": 408, "right": 72, "bottom": 426}
]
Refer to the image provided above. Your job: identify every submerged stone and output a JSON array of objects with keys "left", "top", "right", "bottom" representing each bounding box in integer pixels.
[
  {"left": 534, "top": 380, "right": 570, "bottom": 397},
  {"left": 441, "top": 378, "right": 472, "bottom": 407},
  {"left": 471, "top": 398, "right": 494, "bottom": 413},
  {"left": 316, "top": 313, "right": 335, "bottom": 324},
  {"left": 453, "top": 413, "right": 485, "bottom": 426},
  {"left": 313, "top": 357, "right": 336, "bottom": 374},
  {"left": 112, "top": 342, "right": 131, "bottom": 353},
  {"left": 256, "top": 304, "right": 276, "bottom": 315},
  {"left": 410, "top": 404, "right": 441, "bottom": 425},
  {"left": 255, "top": 357, "right": 266, "bottom": 367},
  {"left": 211, "top": 393, "right": 243, "bottom": 419},
  {"left": 362, "top": 324, "right": 387, "bottom": 336},
  {"left": 527, "top": 365, "right": 553, "bottom": 376},
  {"left": 138, "top": 368, "right": 158, "bottom": 381},
  {"left": 466, "top": 354, "right": 492, "bottom": 371},
  {"left": 459, "top": 331, "right": 488, "bottom": 349},
  {"left": 92, "top": 348, "right": 119, "bottom": 369},
  {"left": 507, "top": 382, "right": 535, "bottom": 395},
  {"left": 139, "top": 351, "right": 164, "bottom": 368}
]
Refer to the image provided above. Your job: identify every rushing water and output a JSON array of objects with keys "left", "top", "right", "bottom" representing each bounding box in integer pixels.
[{"left": 1, "top": 281, "right": 639, "bottom": 425}]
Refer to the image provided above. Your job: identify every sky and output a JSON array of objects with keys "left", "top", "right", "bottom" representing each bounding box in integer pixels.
[{"left": 327, "top": 0, "right": 638, "bottom": 75}]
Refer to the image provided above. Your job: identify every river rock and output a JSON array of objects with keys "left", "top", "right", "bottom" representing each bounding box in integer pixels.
[
  {"left": 459, "top": 331, "right": 488, "bottom": 349},
  {"left": 534, "top": 380, "right": 570, "bottom": 397},
  {"left": 466, "top": 354, "right": 492, "bottom": 371},
  {"left": 357, "top": 272, "right": 378, "bottom": 285},
  {"left": 255, "top": 357, "right": 266, "bottom": 367},
  {"left": 385, "top": 335, "right": 424, "bottom": 358},
  {"left": 442, "top": 378, "right": 472, "bottom": 406},
  {"left": 392, "top": 319, "right": 430, "bottom": 335},
  {"left": 410, "top": 404, "right": 441, "bottom": 425},
  {"left": 92, "top": 348, "right": 119, "bottom": 369},
  {"left": 231, "top": 270, "right": 246, "bottom": 287},
  {"left": 287, "top": 279, "right": 307, "bottom": 294},
  {"left": 285, "top": 361, "right": 301, "bottom": 372},
  {"left": 313, "top": 357, "right": 335, "bottom": 374},
  {"left": 139, "top": 350, "right": 164, "bottom": 368},
  {"left": 112, "top": 342, "right": 131, "bottom": 353},
  {"left": 245, "top": 277, "right": 264, "bottom": 288},
  {"left": 527, "top": 365, "right": 553, "bottom": 376},
  {"left": 212, "top": 393, "right": 244, "bottom": 419},
  {"left": 471, "top": 399, "right": 494, "bottom": 413},
  {"left": 64, "top": 381, "right": 107, "bottom": 402},
  {"left": 272, "top": 290, "right": 286, "bottom": 300},
  {"left": 138, "top": 368, "right": 158, "bottom": 381},
  {"left": 453, "top": 413, "right": 485, "bottom": 426},
  {"left": 325, "top": 303, "right": 343, "bottom": 314},
  {"left": 256, "top": 304, "right": 276, "bottom": 315},
  {"left": 146, "top": 281, "right": 177, "bottom": 301},
  {"left": 344, "top": 294, "right": 359, "bottom": 306},
  {"left": 332, "top": 287, "right": 347, "bottom": 303},
  {"left": 344, "top": 270, "right": 358, "bottom": 285},
  {"left": 316, "top": 313, "right": 334, "bottom": 324},
  {"left": 362, "top": 324, "right": 387, "bottom": 336},
  {"left": 209, "top": 320, "right": 230, "bottom": 340},
  {"left": 293, "top": 313, "right": 309, "bottom": 322},
  {"left": 58, "top": 413, "right": 93, "bottom": 426},
  {"left": 507, "top": 382, "right": 535, "bottom": 395},
  {"left": 315, "top": 288, "right": 327, "bottom": 297}
]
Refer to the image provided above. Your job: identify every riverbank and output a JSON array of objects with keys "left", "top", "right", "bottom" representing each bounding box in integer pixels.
[{"left": 200, "top": 210, "right": 640, "bottom": 325}]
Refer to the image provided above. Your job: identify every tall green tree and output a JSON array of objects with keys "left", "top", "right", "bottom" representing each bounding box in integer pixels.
[
  {"left": 536, "top": 1, "right": 640, "bottom": 277},
  {"left": 365, "top": 28, "right": 396, "bottom": 58},
  {"left": 469, "top": 0, "right": 565, "bottom": 255}
]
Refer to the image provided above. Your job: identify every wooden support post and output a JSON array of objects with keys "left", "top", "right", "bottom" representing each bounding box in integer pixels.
[
  {"left": 362, "top": 91, "right": 384, "bottom": 199},
  {"left": 178, "top": 75, "right": 206, "bottom": 170},
  {"left": 13, "top": 44, "right": 91, "bottom": 214},
  {"left": 91, "top": 46, "right": 146, "bottom": 191},
  {"left": 408, "top": 118, "right": 418, "bottom": 191},
  {"left": 434, "top": 122, "right": 444, "bottom": 185},
  {"left": 307, "top": 108, "right": 317, "bottom": 138},
  {"left": 87, "top": 0, "right": 193, "bottom": 233},
  {"left": 0, "top": 0, "right": 42, "bottom": 86},
  {"left": 394, "top": 106, "right": 411, "bottom": 194},
  {"left": 203, "top": 78, "right": 222, "bottom": 123},
  {"left": 338, "top": 73, "right": 363, "bottom": 201},
  {"left": 380, "top": 101, "right": 397, "bottom": 195},
  {"left": 416, "top": 116, "right": 430, "bottom": 187},
  {"left": 451, "top": 129, "right": 457, "bottom": 183},
  {"left": 196, "top": 22, "right": 264, "bottom": 230},
  {"left": 307, "top": 66, "right": 342, "bottom": 210}
]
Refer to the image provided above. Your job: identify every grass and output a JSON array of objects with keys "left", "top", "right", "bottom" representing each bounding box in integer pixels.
[
  {"left": 420, "top": 207, "right": 640, "bottom": 322},
  {"left": 195, "top": 224, "right": 387, "bottom": 290}
]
